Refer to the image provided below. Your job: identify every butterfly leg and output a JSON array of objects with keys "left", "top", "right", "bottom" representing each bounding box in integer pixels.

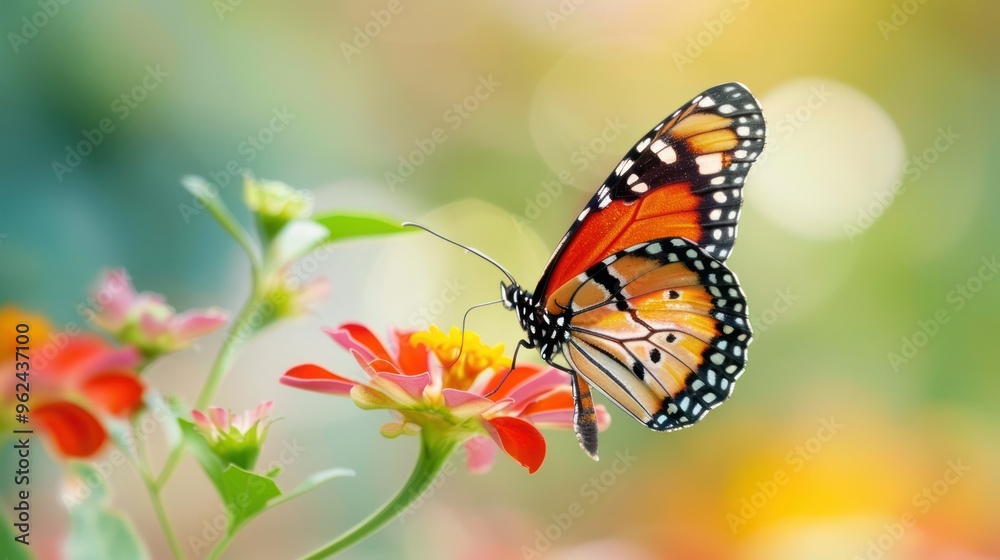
[{"left": 483, "top": 339, "right": 531, "bottom": 398}]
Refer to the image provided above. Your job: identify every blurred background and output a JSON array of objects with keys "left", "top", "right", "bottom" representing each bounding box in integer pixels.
[{"left": 2, "top": 0, "right": 999, "bottom": 558}]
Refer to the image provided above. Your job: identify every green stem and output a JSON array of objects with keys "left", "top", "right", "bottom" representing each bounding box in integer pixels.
[
  {"left": 194, "top": 293, "right": 268, "bottom": 410},
  {"left": 142, "top": 475, "right": 186, "bottom": 560},
  {"left": 130, "top": 417, "right": 186, "bottom": 560},
  {"left": 298, "top": 432, "right": 461, "bottom": 559},
  {"left": 205, "top": 532, "right": 233, "bottom": 560},
  {"left": 156, "top": 292, "right": 270, "bottom": 487}
]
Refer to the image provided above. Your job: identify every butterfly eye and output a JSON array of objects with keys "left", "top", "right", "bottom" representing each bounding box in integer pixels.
[{"left": 500, "top": 282, "right": 513, "bottom": 309}]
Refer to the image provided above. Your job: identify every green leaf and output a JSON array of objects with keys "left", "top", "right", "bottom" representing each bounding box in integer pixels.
[
  {"left": 178, "top": 421, "right": 278, "bottom": 534},
  {"left": 181, "top": 175, "right": 262, "bottom": 270},
  {"left": 263, "top": 220, "right": 330, "bottom": 275},
  {"left": 65, "top": 463, "right": 149, "bottom": 560},
  {"left": 266, "top": 468, "right": 354, "bottom": 510},
  {"left": 179, "top": 420, "right": 354, "bottom": 539},
  {"left": 179, "top": 419, "right": 225, "bottom": 483},
  {"left": 217, "top": 465, "right": 282, "bottom": 532},
  {"left": 311, "top": 211, "right": 412, "bottom": 245}
]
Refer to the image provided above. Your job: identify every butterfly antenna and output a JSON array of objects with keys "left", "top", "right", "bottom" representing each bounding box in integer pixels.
[
  {"left": 442, "top": 299, "right": 503, "bottom": 369},
  {"left": 402, "top": 222, "right": 518, "bottom": 286}
]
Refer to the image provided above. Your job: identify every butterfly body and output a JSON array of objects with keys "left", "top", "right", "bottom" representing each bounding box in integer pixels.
[{"left": 501, "top": 284, "right": 569, "bottom": 361}]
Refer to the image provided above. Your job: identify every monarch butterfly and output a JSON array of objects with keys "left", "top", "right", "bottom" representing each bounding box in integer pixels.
[{"left": 409, "top": 82, "right": 765, "bottom": 459}]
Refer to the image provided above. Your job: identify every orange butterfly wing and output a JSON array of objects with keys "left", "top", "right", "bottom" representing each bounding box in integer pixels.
[
  {"left": 536, "top": 82, "right": 765, "bottom": 301},
  {"left": 553, "top": 237, "right": 751, "bottom": 430}
]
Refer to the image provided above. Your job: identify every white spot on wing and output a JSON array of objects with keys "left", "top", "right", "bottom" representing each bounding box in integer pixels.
[
  {"left": 658, "top": 146, "right": 677, "bottom": 164},
  {"left": 696, "top": 153, "right": 724, "bottom": 175}
]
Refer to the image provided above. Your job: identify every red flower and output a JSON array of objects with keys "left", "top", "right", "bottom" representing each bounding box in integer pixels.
[
  {"left": 281, "top": 324, "right": 609, "bottom": 474},
  {"left": 25, "top": 331, "right": 144, "bottom": 458}
]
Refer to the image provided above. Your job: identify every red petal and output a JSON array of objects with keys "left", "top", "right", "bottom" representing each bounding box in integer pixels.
[
  {"left": 485, "top": 416, "right": 546, "bottom": 474},
  {"left": 80, "top": 371, "right": 145, "bottom": 416},
  {"left": 281, "top": 364, "right": 358, "bottom": 396},
  {"left": 480, "top": 365, "right": 545, "bottom": 402},
  {"left": 391, "top": 330, "right": 428, "bottom": 375},
  {"left": 34, "top": 402, "right": 108, "bottom": 458},
  {"left": 43, "top": 335, "right": 140, "bottom": 382},
  {"left": 520, "top": 389, "right": 574, "bottom": 416},
  {"left": 325, "top": 324, "right": 393, "bottom": 364}
]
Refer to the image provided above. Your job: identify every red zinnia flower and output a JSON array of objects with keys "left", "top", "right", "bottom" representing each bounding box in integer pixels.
[
  {"left": 3, "top": 310, "right": 145, "bottom": 458},
  {"left": 281, "top": 324, "right": 610, "bottom": 474}
]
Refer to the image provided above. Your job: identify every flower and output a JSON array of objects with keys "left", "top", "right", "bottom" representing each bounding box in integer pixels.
[
  {"left": 90, "top": 268, "right": 229, "bottom": 358},
  {"left": 191, "top": 401, "right": 275, "bottom": 470},
  {"left": 281, "top": 324, "right": 610, "bottom": 474},
  {"left": 263, "top": 273, "right": 331, "bottom": 320},
  {"left": 7, "top": 320, "right": 145, "bottom": 458},
  {"left": 1, "top": 306, "right": 52, "bottom": 364},
  {"left": 244, "top": 177, "right": 314, "bottom": 241}
]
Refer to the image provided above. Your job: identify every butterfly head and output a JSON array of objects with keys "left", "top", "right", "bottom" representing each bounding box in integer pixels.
[{"left": 500, "top": 281, "right": 519, "bottom": 310}]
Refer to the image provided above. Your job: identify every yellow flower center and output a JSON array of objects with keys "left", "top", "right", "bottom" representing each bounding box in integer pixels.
[{"left": 410, "top": 326, "right": 511, "bottom": 391}]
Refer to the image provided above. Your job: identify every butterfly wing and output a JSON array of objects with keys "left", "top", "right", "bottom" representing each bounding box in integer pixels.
[
  {"left": 552, "top": 237, "right": 751, "bottom": 432},
  {"left": 534, "top": 82, "right": 765, "bottom": 301}
]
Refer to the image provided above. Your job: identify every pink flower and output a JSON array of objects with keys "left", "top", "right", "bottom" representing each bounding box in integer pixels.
[
  {"left": 91, "top": 268, "right": 228, "bottom": 357},
  {"left": 191, "top": 401, "right": 275, "bottom": 470},
  {"left": 281, "top": 324, "right": 610, "bottom": 474}
]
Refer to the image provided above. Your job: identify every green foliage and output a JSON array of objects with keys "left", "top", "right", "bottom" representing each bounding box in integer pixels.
[
  {"left": 65, "top": 463, "right": 149, "bottom": 560},
  {"left": 312, "top": 211, "right": 413, "bottom": 245},
  {"left": 179, "top": 420, "right": 354, "bottom": 537}
]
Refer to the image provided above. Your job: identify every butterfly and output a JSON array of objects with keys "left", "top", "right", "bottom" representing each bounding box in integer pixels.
[{"left": 411, "top": 82, "right": 765, "bottom": 459}]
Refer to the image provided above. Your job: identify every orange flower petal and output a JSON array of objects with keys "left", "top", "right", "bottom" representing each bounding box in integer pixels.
[
  {"left": 281, "top": 364, "right": 359, "bottom": 396},
  {"left": 80, "top": 371, "right": 144, "bottom": 416},
  {"left": 480, "top": 365, "right": 545, "bottom": 402},
  {"left": 485, "top": 416, "right": 546, "bottom": 474},
  {"left": 326, "top": 324, "right": 394, "bottom": 364},
  {"left": 392, "top": 330, "right": 428, "bottom": 375},
  {"left": 34, "top": 402, "right": 108, "bottom": 458}
]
